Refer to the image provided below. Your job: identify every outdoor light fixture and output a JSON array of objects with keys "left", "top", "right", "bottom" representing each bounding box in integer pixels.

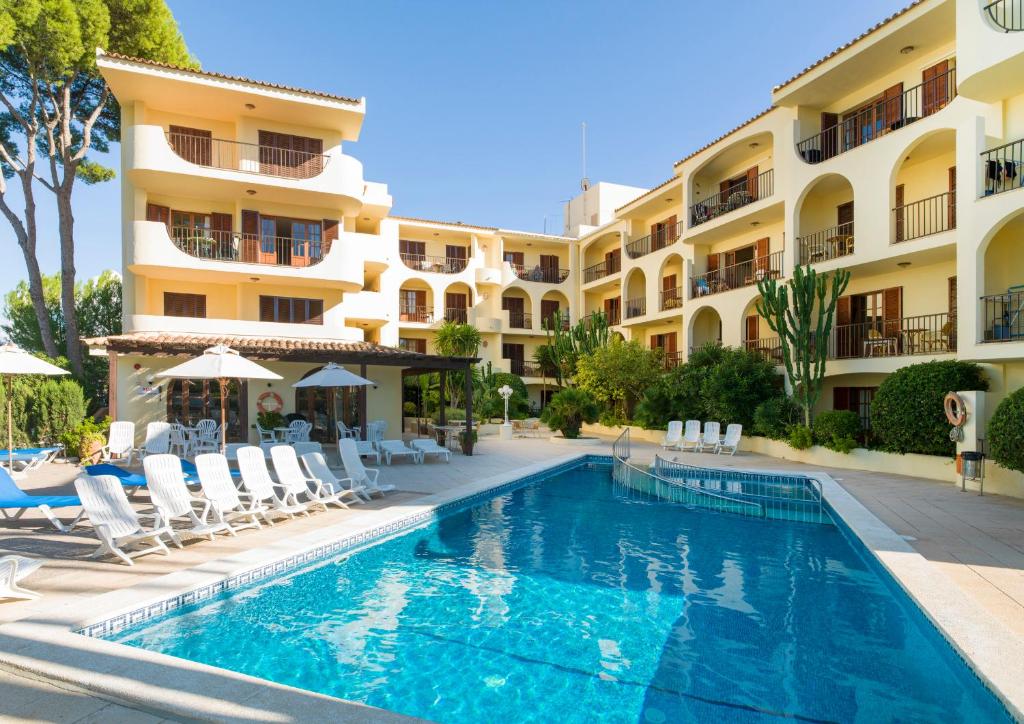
[
  {"left": 244, "top": 103, "right": 256, "bottom": 110},
  {"left": 246, "top": 189, "right": 256, "bottom": 195},
  {"left": 749, "top": 142, "right": 760, "bottom": 149},
  {"left": 897, "top": 261, "right": 912, "bottom": 268},
  {"left": 665, "top": 197, "right": 674, "bottom": 202},
  {"left": 900, "top": 45, "right": 915, "bottom": 55},
  {"left": 750, "top": 221, "right": 761, "bottom": 227}
]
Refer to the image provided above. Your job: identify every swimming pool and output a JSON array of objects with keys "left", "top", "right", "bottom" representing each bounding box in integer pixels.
[{"left": 108, "top": 461, "right": 1008, "bottom": 722}]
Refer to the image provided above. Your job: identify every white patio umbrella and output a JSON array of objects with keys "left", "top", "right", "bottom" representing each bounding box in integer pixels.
[
  {"left": 0, "top": 343, "right": 69, "bottom": 470},
  {"left": 157, "top": 345, "right": 281, "bottom": 452},
  {"left": 292, "top": 363, "right": 374, "bottom": 448}
]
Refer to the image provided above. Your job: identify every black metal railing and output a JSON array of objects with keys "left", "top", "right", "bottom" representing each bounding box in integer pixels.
[
  {"left": 798, "top": 222, "right": 854, "bottom": 264},
  {"left": 170, "top": 226, "right": 329, "bottom": 266},
  {"left": 399, "top": 305, "right": 433, "bottom": 323},
  {"left": 745, "top": 337, "right": 783, "bottom": 364},
  {"left": 689, "top": 169, "right": 774, "bottom": 227},
  {"left": 796, "top": 68, "right": 957, "bottom": 163},
  {"left": 829, "top": 313, "right": 955, "bottom": 359},
  {"left": 166, "top": 132, "right": 329, "bottom": 179},
  {"left": 444, "top": 308, "right": 468, "bottom": 324},
  {"left": 982, "top": 138, "right": 1024, "bottom": 196},
  {"left": 591, "top": 308, "right": 621, "bottom": 326},
  {"left": 893, "top": 191, "right": 955, "bottom": 242},
  {"left": 511, "top": 264, "right": 570, "bottom": 284},
  {"left": 399, "top": 253, "right": 468, "bottom": 274},
  {"left": 624, "top": 297, "right": 646, "bottom": 319},
  {"left": 661, "top": 350, "right": 683, "bottom": 370},
  {"left": 985, "top": 0, "right": 1023, "bottom": 30},
  {"left": 981, "top": 289, "right": 1024, "bottom": 342},
  {"left": 660, "top": 287, "right": 683, "bottom": 311},
  {"left": 625, "top": 222, "right": 682, "bottom": 259},
  {"left": 541, "top": 315, "right": 571, "bottom": 332},
  {"left": 583, "top": 256, "right": 621, "bottom": 283},
  {"left": 509, "top": 360, "right": 542, "bottom": 377},
  {"left": 507, "top": 311, "right": 532, "bottom": 329},
  {"left": 691, "top": 250, "right": 784, "bottom": 297}
]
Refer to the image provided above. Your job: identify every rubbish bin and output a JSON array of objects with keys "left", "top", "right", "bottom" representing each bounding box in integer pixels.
[{"left": 960, "top": 450, "right": 985, "bottom": 495}]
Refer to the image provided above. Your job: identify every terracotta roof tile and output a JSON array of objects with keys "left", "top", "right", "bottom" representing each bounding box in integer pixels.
[{"left": 391, "top": 215, "right": 498, "bottom": 231}]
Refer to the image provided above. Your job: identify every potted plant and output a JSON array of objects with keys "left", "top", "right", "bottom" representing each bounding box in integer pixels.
[
  {"left": 60, "top": 416, "right": 111, "bottom": 464},
  {"left": 541, "top": 389, "right": 598, "bottom": 440}
]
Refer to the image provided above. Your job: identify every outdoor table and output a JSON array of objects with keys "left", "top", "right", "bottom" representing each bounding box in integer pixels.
[{"left": 274, "top": 426, "right": 290, "bottom": 441}]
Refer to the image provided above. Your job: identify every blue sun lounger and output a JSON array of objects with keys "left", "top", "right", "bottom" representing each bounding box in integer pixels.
[
  {"left": 84, "top": 464, "right": 150, "bottom": 491},
  {"left": 0, "top": 446, "right": 62, "bottom": 473},
  {"left": 0, "top": 467, "right": 82, "bottom": 532}
]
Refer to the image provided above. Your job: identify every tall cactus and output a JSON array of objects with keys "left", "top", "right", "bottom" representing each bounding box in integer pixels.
[
  {"left": 756, "top": 265, "right": 851, "bottom": 427},
  {"left": 544, "top": 309, "right": 610, "bottom": 384}
]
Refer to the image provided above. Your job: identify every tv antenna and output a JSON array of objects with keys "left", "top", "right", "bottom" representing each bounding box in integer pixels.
[{"left": 580, "top": 122, "right": 590, "bottom": 191}]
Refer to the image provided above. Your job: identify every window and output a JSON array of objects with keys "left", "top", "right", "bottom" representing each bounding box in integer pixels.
[
  {"left": 164, "top": 292, "right": 207, "bottom": 318},
  {"left": 399, "top": 338, "right": 427, "bottom": 354},
  {"left": 258, "top": 296, "right": 324, "bottom": 324},
  {"left": 291, "top": 221, "right": 322, "bottom": 259},
  {"left": 400, "top": 240, "right": 425, "bottom": 260},
  {"left": 834, "top": 386, "right": 878, "bottom": 434}
]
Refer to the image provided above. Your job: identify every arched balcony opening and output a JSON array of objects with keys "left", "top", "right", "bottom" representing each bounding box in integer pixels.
[
  {"left": 441, "top": 282, "right": 473, "bottom": 324},
  {"left": 539, "top": 290, "right": 571, "bottom": 331},
  {"left": 689, "top": 307, "right": 723, "bottom": 353},
  {"left": 891, "top": 129, "right": 957, "bottom": 243},
  {"left": 623, "top": 269, "right": 647, "bottom": 319},
  {"left": 796, "top": 174, "right": 855, "bottom": 265},
  {"left": 741, "top": 298, "right": 781, "bottom": 364},
  {"left": 658, "top": 254, "right": 684, "bottom": 312},
  {"left": 501, "top": 288, "right": 533, "bottom": 330},
  {"left": 398, "top": 280, "right": 433, "bottom": 324},
  {"left": 689, "top": 132, "right": 774, "bottom": 228},
  {"left": 981, "top": 210, "right": 1024, "bottom": 342}
]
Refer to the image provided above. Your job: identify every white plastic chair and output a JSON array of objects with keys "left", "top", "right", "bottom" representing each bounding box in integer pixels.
[
  {"left": 73, "top": 474, "right": 176, "bottom": 566},
  {"left": 0, "top": 556, "right": 43, "bottom": 601},
  {"left": 142, "top": 422, "right": 171, "bottom": 457},
  {"left": 661, "top": 421, "right": 683, "bottom": 450},
  {"left": 284, "top": 420, "right": 311, "bottom": 444},
  {"left": 696, "top": 421, "right": 721, "bottom": 452},
  {"left": 191, "top": 419, "right": 220, "bottom": 455},
  {"left": 195, "top": 453, "right": 266, "bottom": 530},
  {"left": 270, "top": 445, "right": 353, "bottom": 510},
  {"left": 380, "top": 440, "right": 422, "bottom": 465},
  {"left": 101, "top": 421, "right": 137, "bottom": 465},
  {"left": 336, "top": 421, "right": 360, "bottom": 440},
  {"left": 292, "top": 441, "right": 322, "bottom": 457},
  {"left": 256, "top": 423, "right": 278, "bottom": 444},
  {"left": 169, "top": 423, "right": 190, "bottom": 457},
  {"left": 339, "top": 439, "right": 395, "bottom": 496},
  {"left": 716, "top": 424, "right": 743, "bottom": 455},
  {"left": 236, "top": 446, "right": 309, "bottom": 519},
  {"left": 410, "top": 438, "right": 451, "bottom": 463},
  {"left": 365, "top": 421, "right": 385, "bottom": 449},
  {"left": 678, "top": 420, "right": 701, "bottom": 452},
  {"left": 355, "top": 440, "right": 381, "bottom": 464},
  {"left": 143, "top": 455, "right": 234, "bottom": 542},
  {"left": 301, "top": 452, "right": 369, "bottom": 503}
]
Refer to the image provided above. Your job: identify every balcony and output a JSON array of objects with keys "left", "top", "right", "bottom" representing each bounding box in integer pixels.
[
  {"left": 400, "top": 253, "right": 468, "bottom": 274},
  {"left": 511, "top": 264, "right": 570, "bottom": 284},
  {"left": 509, "top": 360, "right": 544, "bottom": 377},
  {"left": 540, "top": 315, "right": 571, "bottom": 332},
  {"left": 399, "top": 305, "right": 433, "bottom": 324},
  {"left": 689, "top": 170, "right": 774, "bottom": 228},
  {"left": 829, "top": 313, "right": 955, "bottom": 359},
  {"left": 624, "top": 297, "right": 646, "bottom": 320},
  {"left": 625, "top": 222, "right": 682, "bottom": 259},
  {"left": 444, "top": 308, "right": 468, "bottom": 324},
  {"left": 982, "top": 138, "right": 1024, "bottom": 197},
  {"left": 166, "top": 132, "right": 329, "bottom": 180},
  {"left": 798, "top": 222, "right": 854, "bottom": 265},
  {"left": 659, "top": 287, "right": 683, "bottom": 312},
  {"left": 981, "top": 289, "right": 1024, "bottom": 342},
  {"left": 796, "top": 68, "right": 957, "bottom": 163},
  {"left": 691, "top": 251, "right": 783, "bottom": 297},
  {"left": 170, "top": 226, "right": 328, "bottom": 267},
  {"left": 583, "top": 256, "right": 621, "bottom": 284},
  {"left": 508, "top": 311, "right": 533, "bottom": 330},
  {"left": 893, "top": 191, "right": 955, "bottom": 243},
  {"left": 985, "top": 0, "right": 1023, "bottom": 30},
  {"left": 662, "top": 350, "right": 683, "bottom": 370},
  {"left": 744, "top": 337, "right": 783, "bottom": 365}
]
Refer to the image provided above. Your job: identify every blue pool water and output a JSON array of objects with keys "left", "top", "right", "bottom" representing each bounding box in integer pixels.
[{"left": 111, "top": 463, "right": 1008, "bottom": 723}]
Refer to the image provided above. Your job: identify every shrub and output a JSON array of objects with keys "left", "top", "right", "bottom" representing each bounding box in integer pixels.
[
  {"left": 753, "top": 396, "right": 800, "bottom": 440},
  {"left": 257, "top": 410, "right": 286, "bottom": 430},
  {"left": 576, "top": 339, "right": 662, "bottom": 421},
  {"left": 871, "top": 360, "right": 988, "bottom": 456},
  {"left": 479, "top": 372, "right": 529, "bottom": 419},
  {"left": 813, "top": 410, "right": 862, "bottom": 453},
  {"left": 598, "top": 410, "right": 626, "bottom": 427},
  {"left": 60, "top": 416, "right": 110, "bottom": 462},
  {"left": 541, "top": 389, "right": 598, "bottom": 439},
  {"left": 634, "top": 344, "right": 727, "bottom": 429},
  {"left": 788, "top": 424, "right": 813, "bottom": 450},
  {"left": 0, "top": 375, "right": 87, "bottom": 446},
  {"left": 699, "top": 347, "right": 780, "bottom": 429},
  {"left": 403, "top": 401, "right": 417, "bottom": 416},
  {"left": 989, "top": 387, "right": 1024, "bottom": 473}
]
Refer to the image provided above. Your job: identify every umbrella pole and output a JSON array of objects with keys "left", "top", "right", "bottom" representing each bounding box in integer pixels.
[
  {"left": 7, "top": 375, "right": 13, "bottom": 472},
  {"left": 331, "top": 387, "right": 339, "bottom": 451},
  {"left": 220, "top": 377, "right": 228, "bottom": 455}
]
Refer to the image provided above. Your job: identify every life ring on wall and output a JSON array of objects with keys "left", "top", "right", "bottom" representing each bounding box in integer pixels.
[
  {"left": 944, "top": 392, "right": 967, "bottom": 427},
  {"left": 257, "top": 391, "right": 283, "bottom": 415}
]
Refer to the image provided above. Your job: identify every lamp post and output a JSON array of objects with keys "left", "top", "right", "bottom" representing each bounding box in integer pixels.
[{"left": 498, "top": 384, "right": 514, "bottom": 440}]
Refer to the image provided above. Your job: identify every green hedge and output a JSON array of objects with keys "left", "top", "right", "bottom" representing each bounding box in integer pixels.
[
  {"left": 989, "top": 387, "right": 1024, "bottom": 473},
  {"left": 813, "top": 410, "right": 861, "bottom": 453},
  {"left": 753, "top": 396, "right": 800, "bottom": 440},
  {"left": 870, "top": 360, "right": 988, "bottom": 456},
  {"left": 0, "top": 376, "right": 86, "bottom": 446}
]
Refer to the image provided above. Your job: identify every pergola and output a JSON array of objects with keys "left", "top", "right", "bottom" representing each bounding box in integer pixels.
[{"left": 83, "top": 332, "right": 480, "bottom": 454}]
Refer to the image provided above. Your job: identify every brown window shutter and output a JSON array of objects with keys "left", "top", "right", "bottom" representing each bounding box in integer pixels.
[
  {"left": 322, "top": 219, "right": 338, "bottom": 254},
  {"left": 164, "top": 292, "right": 206, "bottom": 318},
  {"left": 666, "top": 333, "right": 677, "bottom": 353},
  {"left": 947, "top": 166, "right": 956, "bottom": 229},
  {"left": 922, "top": 60, "right": 950, "bottom": 116},
  {"left": 308, "top": 299, "right": 324, "bottom": 325},
  {"left": 663, "top": 274, "right": 676, "bottom": 291},
  {"left": 745, "top": 315, "right": 759, "bottom": 341},
  {"left": 836, "top": 296, "right": 851, "bottom": 326},
  {"left": 707, "top": 253, "right": 719, "bottom": 272},
  {"left": 820, "top": 112, "right": 839, "bottom": 159},
  {"left": 948, "top": 276, "right": 958, "bottom": 317},
  {"left": 259, "top": 295, "right": 275, "bottom": 322},
  {"left": 746, "top": 166, "right": 759, "bottom": 199},
  {"left": 719, "top": 179, "right": 730, "bottom": 198},
  {"left": 755, "top": 237, "right": 770, "bottom": 259},
  {"left": 882, "top": 83, "right": 904, "bottom": 129},
  {"left": 168, "top": 125, "right": 212, "bottom": 165},
  {"left": 894, "top": 185, "right": 905, "bottom": 241},
  {"left": 242, "top": 210, "right": 260, "bottom": 235},
  {"left": 415, "top": 290, "right": 426, "bottom": 308},
  {"left": 146, "top": 203, "right": 171, "bottom": 227},
  {"left": 833, "top": 386, "right": 851, "bottom": 412},
  {"left": 883, "top": 287, "right": 903, "bottom": 340}
]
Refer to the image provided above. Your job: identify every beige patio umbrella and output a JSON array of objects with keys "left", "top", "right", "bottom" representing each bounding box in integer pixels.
[
  {"left": 157, "top": 345, "right": 281, "bottom": 452},
  {"left": 0, "top": 343, "right": 69, "bottom": 470},
  {"left": 292, "top": 363, "right": 374, "bottom": 449}
]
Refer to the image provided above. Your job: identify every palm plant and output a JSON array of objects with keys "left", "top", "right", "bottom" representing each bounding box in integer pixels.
[
  {"left": 433, "top": 321, "right": 481, "bottom": 409},
  {"left": 541, "top": 388, "right": 599, "bottom": 439}
]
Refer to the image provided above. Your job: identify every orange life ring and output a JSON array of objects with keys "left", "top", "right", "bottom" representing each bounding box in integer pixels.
[
  {"left": 257, "top": 391, "right": 283, "bottom": 415},
  {"left": 944, "top": 392, "right": 966, "bottom": 427}
]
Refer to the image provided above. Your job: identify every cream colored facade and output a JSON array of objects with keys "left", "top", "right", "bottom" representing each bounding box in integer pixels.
[{"left": 94, "top": 0, "right": 1023, "bottom": 444}]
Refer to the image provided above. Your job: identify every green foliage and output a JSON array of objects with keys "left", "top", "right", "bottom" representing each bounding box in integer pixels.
[
  {"left": 598, "top": 409, "right": 626, "bottom": 427},
  {"left": 533, "top": 344, "right": 562, "bottom": 386},
  {"left": 257, "top": 410, "right": 285, "bottom": 430},
  {"left": 541, "top": 389, "right": 598, "bottom": 439},
  {"left": 403, "top": 401, "right": 417, "bottom": 416},
  {"left": 433, "top": 321, "right": 481, "bottom": 408},
  {"left": 788, "top": 424, "right": 813, "bottom": 450},
  {"left": 432, "top": 407, "right": 467, "bottom": 423},
  {"left": 753, "top": 396, "right": 800, "bottom": 440},
  {"left": 699, "top": 347, "right": 779, "bottom": 429},
  {"left": 985, "top": 387, "right": 1024, "bottom": 473},
  {"left": 575, "top": 338, "right": 661, "bottom": 420},
  {"left": 0, "top": 375, "right": 86, "bottom": 446},
  {"left": 813, "top": 410, "right": 861, "bottom": 453},
  {"left": 757, "top": 265, "right": 851, "bottom": 426},
  {"left": 59, "top": 415, "right": 110, "bottom": 461},
  {"left": 634, "top": 343, "right": 725, "bottom": 428},
  {"left": 544, "top": 310, "right": 609, "bottom": 381},
  {"left": 870, "top": 360, "right": 988, "bottom": 456}
]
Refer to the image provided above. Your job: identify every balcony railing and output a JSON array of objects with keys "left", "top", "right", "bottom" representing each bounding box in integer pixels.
[
  {"left": 985, "top": 0, "right": 1023, "bottom": 30},
  {"left": 444, "top": 308, "right": 468, "bottom": 324},
  {"left": 399, "top": 253, "right": 468, "bottom": 274},
  {"left": 399, "top": 305, "right": 433, "bottom": 324},
  {"left": 659, "top": 287, "right": 683, "bottom": 311},
  {"left": 170, "top": 227, "right": 329, "bottom": 267},
  {"left": 689, "top": 169, "right": 774, "bottom": 227},
  {"left": 511, "top": 264, "right": 570, "bottom": 284},
  {"left": 744, "top": 337, "right": 783, "bottom": 365},
  {"left": 981, "top": 289, "right": 1024, "bottom": 342},
  {"left": 828, "top": 313, "right": 955, "bottom": 359},
  {"left": 982, "top": 138, "right": 1024, "bottom": 197},
  {"left": 624, "top": 297, "right": 646, "bottom": 319},
  {"left": 591, "top": 308, "right": 622, "bottom": 326},
  {"left": 893, "top": 191, "right": 955, "bottom": 243},
  {"left": 798, "top": 222, "right": 854, "bottom": 265},
  {"left": 509, "top": 360, "right": 543, "bottom": 377},
  {"left": 691, "top": 250, "right": 784, "bottom": 297},
  {"left": 625, "top": 222, "right": 682, "bottom": 259},
  {"left": 583, "top": 256, "right": 621, "bottom": 283},
  {"left": 540, "top": 315, "right": 571, "bottom": 332},
  {"left": 507, "top": 311, "right": 533, "bottom": 329},
  {"left": 166, "top": 132, "right": 329, "bottom": 180},
  {"left": 661, "top": 350, "right": 683, "bottom": 370},
  {"left": 796, "top": 68, "right": 957, "bottom": 163}
]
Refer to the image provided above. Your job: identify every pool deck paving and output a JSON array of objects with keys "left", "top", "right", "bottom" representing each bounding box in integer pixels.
[{"left": 0, "top": 436, "right": 1022, "bottom": 721}]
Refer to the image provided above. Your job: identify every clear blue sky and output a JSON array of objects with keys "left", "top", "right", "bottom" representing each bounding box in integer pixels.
[{"left": 1, "top": 0, "right": 905, "bottom": 297}]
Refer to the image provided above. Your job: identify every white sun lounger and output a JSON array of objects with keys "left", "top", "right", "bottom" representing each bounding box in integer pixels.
[
  {"left": 194, "top": 453, "right": 267, "bottom": 530},
  {"left": 379, "top": 440, "right": 422, "bottom": 465},
  {"left": 144, "top": 455, "right": 235, "bottom": 542},
  {"left": 678, "top": 420, "right": 702, "bottom": 452},
  {"left": 661, "top": 421, "right": 683, "bottom": 449},
  {"left": 101, "top": 421, "right": 138, "bottom": 465},
  {"left": 300, "top": 451, "right": 368, "bottom": 505},
  {"left": 696, "top": 421, "right": 721, "bottom": 452},
  {"left": 0, "top": 555, "right": 44, "bottom": 601},
  {"left": 236, "top": 446, "right": 310, "bottom": 519},
  {"left": 410, "top": 438, "right": 451, "bottom": 463},
  {"left": 339, "top": 439, "right": 395, "bottom": 496},
  {"left": 73, "top": 474, "right": 176, "bottom": 566},
  {"left": 142, "top": 422, "right": 171, "bottom": 457},
  {"left": 270, "top": 445, "right": 354, "bottom": 511},
  {"left": 355, "top": 440, "right": 380, "bottom": 465},
  {"left": 716, "top": 424, "right": 743, "bottom": 456}
]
